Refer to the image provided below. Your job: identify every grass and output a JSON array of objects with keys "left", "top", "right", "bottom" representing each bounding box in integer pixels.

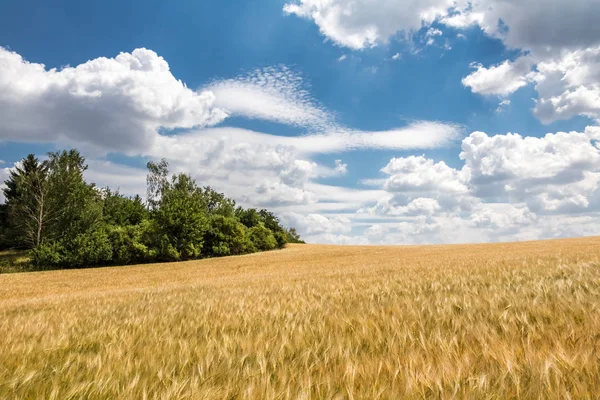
[
  {"left": 0, "top": 249, "right": 32, "bottom": 274},
  {"left": 0, "top": 237, "right": 599, "bottom": 399}
]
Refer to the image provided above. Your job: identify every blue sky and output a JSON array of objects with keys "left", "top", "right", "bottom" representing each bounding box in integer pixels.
[{"left": 1, "top": 0, "right": 600, "bottom": 244}]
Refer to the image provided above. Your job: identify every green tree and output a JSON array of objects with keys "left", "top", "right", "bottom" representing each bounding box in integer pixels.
[
  {"left": 11, "top": 150, "right": 303, "bottom": 269},
  {"left": 249, "top": 223, "right": 277, "bottom": 251},
  {"left": 202, "top": 186, "right": 236, "bottom": 217},
  {"left": 103, "top": 189, "right": 148, "bottom": 226},
  {"left": 285, "top": 227, "right": 305, "bottom": 244},
  {"left": 4, "top": 154, "right": 53, "bottom": 248},
  {"left": 3, "top": 154, "right": 44, "bottom": 203},
  {"left": 0, "top": 204, "right": 9, "bottom": 249},
  {"left": 146, "top": 158, "right": 169, "bottom": 210},
  {"left": 23, "top": 150, "right": 106, "bottom": 268},
  {"left": 148, "top": 162, "right": 208, "bottom": 261},
  {"left": 204, "top": 215, "right": 253, "bottom": 257},
  {"left": 235, "top": 207, "right": 261, "bottom": 228},
  {"left": 45, "top": 150, "right": 103, "bottom": 242}
]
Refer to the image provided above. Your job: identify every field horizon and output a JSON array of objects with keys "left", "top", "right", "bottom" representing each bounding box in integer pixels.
[{"left": 1, "top": 236, "right": 599, "bottom": 398}]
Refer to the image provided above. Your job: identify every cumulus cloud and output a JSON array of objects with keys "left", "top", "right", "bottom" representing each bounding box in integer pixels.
[
  {"left": 283, "top": 0, "right": 600, "bottom": 53},
  {"left": 279, "top": 212, "right": 352, "bottom": 235},
  {"left": 364, "top": 224, "right": 391, "bottom": 238},
  {"left": 381, "top": 155, "right": 468, "bottom": 193},
  {"left": 462, "top": 57, "right": 535, "bottom": 97},
  {"left": 5, "top": 43, "right": 600, "bottom": 245},
  {"left": 0, "top": 46, "right": 462, "bottom": 226},
  {"left": 283, "top": 0, "right": 600, "bottom": 124},
  {"left": 463, "top": 46, "right": 600, "bottom": 124},
  {"left": 531, "top": 46, "right": 600, "bottom": 123},
  {"left": 359, "top": 196, "right": 442, "bottom": 217},
  {"left": 346, "top": 125, "right": 600, "bottom": 245},
  {"left": 470, "top": 204, "right": 537, "bottom": 233},
  {"left": 283, "top": 0, "right": 454, "bottom": 50},
  {"left": 0, "top": 47, "right": 227, "bottom": 153},
  {"left": 463, "top": 0, "right": 600, "bottom": 54},
  {"left": 465, "top": 48, "right": 600, "bottom": 123},
  {"left": 460, "top": 129, "right": 600, "bottom": 214},
  {"left": 84, "top": 160, "right": 148, "bottom": 195}
]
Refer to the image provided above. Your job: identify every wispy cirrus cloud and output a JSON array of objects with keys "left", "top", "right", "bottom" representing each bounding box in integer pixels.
[{"left": 206, "top": 65, "right": 336, "bottom": 132}]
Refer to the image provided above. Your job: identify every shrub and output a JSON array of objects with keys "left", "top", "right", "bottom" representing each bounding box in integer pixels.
[
  {"left": 204, "top": 215, "right": 255, "bottom": 257},
  {"left": 31, "top": 241, "right": 65, "bottom": 267},
  {"left": 107, "top": 222, "right": 155, "bottom": 265},
  {"left": 32, "top": 230, "right": 113, "bottom": 268},
  {"left": 249, "top": 223, "right": 277, "bottom": 251}
]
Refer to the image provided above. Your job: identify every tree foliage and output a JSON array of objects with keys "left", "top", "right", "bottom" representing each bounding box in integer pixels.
[{"left": 1, "top": 151, "right": 304, "bottom": 269}]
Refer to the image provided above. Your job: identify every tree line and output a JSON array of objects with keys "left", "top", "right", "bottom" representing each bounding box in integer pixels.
[{"left": 0, "top": 150, "right": 304, "bottom": 268}]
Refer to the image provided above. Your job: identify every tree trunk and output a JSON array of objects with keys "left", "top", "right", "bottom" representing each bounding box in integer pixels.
[{"left": 36, "top": 190, "right": 44, "bottom": 247}]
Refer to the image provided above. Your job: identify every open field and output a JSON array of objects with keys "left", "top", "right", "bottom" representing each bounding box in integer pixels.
[{"left": 1, "top": 238, "right": 600, "bottom": 399}]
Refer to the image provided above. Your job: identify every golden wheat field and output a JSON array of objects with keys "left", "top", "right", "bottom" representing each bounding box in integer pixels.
[{"left": 1, "top": 238, "right": 600, "bottom": 399}]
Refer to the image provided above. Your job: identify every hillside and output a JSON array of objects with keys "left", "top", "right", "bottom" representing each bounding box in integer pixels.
[{"left": 1, "top": 237, "right": 599, "bottom": 398}]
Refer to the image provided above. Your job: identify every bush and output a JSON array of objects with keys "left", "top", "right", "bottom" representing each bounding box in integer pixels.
[
  {"left": 273, "top": 230, "right": 288, "bottom": 249},
  {"left": 65, "top": 230, "right": 113, "bottom": 267},
  {"left": 32, "top": 230, "right": 113, "bottom": 268},
  {"left": 31, "top": 241, "right": 65, "bottom": 267},
  {"left": 249, "top": 223, "right": 277, "bottom": 251},
  {"left": 107, "top": 222, "right": 155, "bottom": 265},
  {"left": 5, "top": 152, "right": 304, "bottom": 270},
  {"left": 204, "top": 215, "right": 255, "bottom": 257},
  {"left": 151, "top": 173, "right": 208, "bottom": 261}
]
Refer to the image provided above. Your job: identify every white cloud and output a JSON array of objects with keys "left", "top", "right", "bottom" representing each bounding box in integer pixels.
[
  {"left": 461, "top": 129, "right": 599, "bottom": 183},
  {"left": 461, "top": 1, "right": 600, "bottom": 54},
  {"left": 206, "top": 65, "right": 335, "bottom": 131},
  {"left": 84, "top": 160, "right": 148, "bottom": 196},
  {"left": 160, "top": 122, "right": 460, "bottom": 160},
  {"left": 470, "top": 204, "right": 537, "bottom": 233},
  {"left": 391, "top": 53, "right": 402, "bottom": 60},
  {"left": 426, "top": 28, "right": 442, "bottom": 37},
  {"left": 279, "top": 212, "right": 352, "bottom": 235},
  {"left": 283, "top": 0, "right": 600, "bottom": 125},
  {"left": 334, "top": 159, "right": 348, "bottom": 175},
  {"left": 0, "top": 163, "right": 12, "bottom": 203},
  {"left": 442, "top": 12, "right": 484, "bottom": 29},
  {"left": 0, "top": 46, "right": 463, "bottom": 220},
  {"left": 0, "top": 47, "right": 227, "bottom": 153},
  {"left": 496, "top": 99, "right": 511, "bottom": 113},
  {"left": 365, "top": 224, "right": 390, "bottom": 238},
  {"left": 5, "top": 44, "right": 600, "bottom": 245},
  {"left": 303, "top": 233, "right": 370, "bottom": 245},
  {"left": 425, "top": 27, "right": 443, "bottom": 46},
  {"left": 464, "top": 48, "right": 600, "bottom": 123},
  {"left": 283, "top": 0, "right": 454, "bottom": 50},
  {"left": 346, "top": 125, "right": 600, "bottom": 245},
  {"left": 531, "top": 46, "right": 600, "bottom": 123},
  {"left": 381, "top": 155, "right": 468, "bottom": 194},
  {"left": 284, "top": 0, "right": 600, "bottom": 53},
  {"left": 338, "top": 54, "right": 347, "bottom": 62},
  {"left": 462, "top": 57, "right": 535, "bottom": 97},
  {"left": 359, "top": 196, "right": 442, "bottom": 216},
  {"left": 459, "top": 129, "right": 600, "bottom": 214}
]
